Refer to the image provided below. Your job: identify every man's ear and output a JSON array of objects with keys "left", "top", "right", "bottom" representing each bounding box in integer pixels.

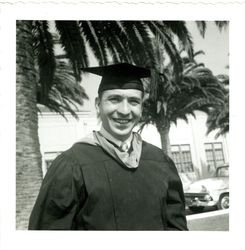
[
  {"left": 95, "top": 97, "right": 101, "bottom": 120},
  {"left": 95, "top": 97, "right": 100, "bottom": 112}
]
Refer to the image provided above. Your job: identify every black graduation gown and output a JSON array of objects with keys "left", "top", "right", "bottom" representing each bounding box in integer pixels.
[{"left": 28, "top": 141, "right": 188, "bottom": 230}]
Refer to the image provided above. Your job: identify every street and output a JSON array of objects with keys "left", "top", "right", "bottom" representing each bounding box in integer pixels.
[{"left": 186, "top": 208, "right": 229, "bottom": 231}]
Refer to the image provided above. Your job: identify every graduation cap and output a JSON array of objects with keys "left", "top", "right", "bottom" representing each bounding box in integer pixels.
[{"left": 81, "top": 63, "right": 151, "bottom": 94}]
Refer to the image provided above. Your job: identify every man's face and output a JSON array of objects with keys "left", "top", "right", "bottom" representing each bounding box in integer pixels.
[{"left": 96, "top": 89, "right": 143, "bottom": 141}]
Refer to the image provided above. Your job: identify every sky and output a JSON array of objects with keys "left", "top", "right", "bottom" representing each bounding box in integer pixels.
[
  {"left": 186, "top": 21, "right": 229, "bottom": 75},
  {"left": 75, "top": 21, "right": 229, "bottom": 112}
]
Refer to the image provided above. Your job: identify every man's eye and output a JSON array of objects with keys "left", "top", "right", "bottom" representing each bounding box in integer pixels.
[
  {"left": 108, "top": 97, "right": 120, "bottom": 103},
  {"left": 129, "top": 99, "right": 141, "bottom": 105}
]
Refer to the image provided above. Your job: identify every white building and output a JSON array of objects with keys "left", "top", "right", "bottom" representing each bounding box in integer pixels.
[{"left": 38, "top": 109, "right": 229, "bottom": 188}]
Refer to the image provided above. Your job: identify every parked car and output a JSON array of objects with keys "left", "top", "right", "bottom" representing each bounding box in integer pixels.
[{"left": 184, "top": 164, "right": 229, "bottom": 213}]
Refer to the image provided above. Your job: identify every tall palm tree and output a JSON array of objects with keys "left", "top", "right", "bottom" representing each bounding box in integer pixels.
[
  {"left": 16, "top": 20, "right": 195, "bottom": 229},
  {"left": 137, "top": 21, "right": 228, "bottom": 156},
  {"left": 139, "top": 49, "right": 226, "bottom": 156},
  {"left": 16, "top": 21, "right": 43, "bottom": 230}
]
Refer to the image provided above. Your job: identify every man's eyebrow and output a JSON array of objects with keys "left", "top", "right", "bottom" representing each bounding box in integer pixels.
[
  {"left": 106, "top": 94, "right": 122, "bottom": 98},
  {"left": 128, "top": 96, "right": 141, "bottom": 100},
  {"left": 106, "top": 94, "right": 142, "bottom": 100}
]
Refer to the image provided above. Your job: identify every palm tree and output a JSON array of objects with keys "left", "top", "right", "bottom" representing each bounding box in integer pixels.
[
  {"left": 206, "top": 74, "right": 229, "bottom": 138},
  {"left": 16, "top": 21, "right": 43, "bottom": 230},
  {"left": 139, "top": 49, "right": 226, "bottom": 156},
  {"left": 16, "top": 20, "right": 195, "bottom": 229},
  {"left": 137, "top": 21, "right": 228, "bottom": 156}
]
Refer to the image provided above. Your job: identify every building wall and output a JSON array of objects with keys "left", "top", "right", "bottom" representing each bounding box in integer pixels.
[
  {"left": 38, "top": 111, "right": 229, "bottom": 186},
  {"left": 38, "top": 111, "right": 99, "bottom": 175},
  {"left": 170, "top": 112, "right": 229, "bottom": 187}
]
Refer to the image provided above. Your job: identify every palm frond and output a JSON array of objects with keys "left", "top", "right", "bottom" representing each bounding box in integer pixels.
[
  {"left": 37, "top": 58, "right": 88, "bottom": 119},
  {"left": 194, "top": 50, "right": 205, "bottom": 57},
  {"left": 216, "top": 74, "right": 229, "bottom": 86},
  {"left": 148, "top": 21, "right": 183, "bottom": 84},
  {"left": 120, "top": 21, "right": 149, "bottom": 65},
  {"left": 183, "top": 63, "right": 205, "bottom": 76},
  {"left": 33, "top": 21, "right": 56, "bottom": 103},
  {"left": 55, "top": 20, "right": 88, "bottom": 81},
  {"left": 196, "top": 21, "right": 228, "bottom": 38},
  {"left": 176, "top": 114, "right": 189, "bottom": 124},
  {"left": 163, "top": 21, "right": 194, "bottom": 59},
  {"left": 206, "top": 74, "right": 229, "bottom": 137},
  {"left": 215, "top": 21, "right": 229, "bottom": 31},
  {"left": 108, "top": 22, "right": 132, "bottom": 62},
  {"left": 79, "top": 21, "right": 110, "bottom": 66},
  {"left": 195, "top": 21, "right": 207, "bottom": 37},
  {"left": 100, "top": 21, "right": 130, "bottom": 63},
  {"left": 130, "top": 21, "right": 157, "bottom": 67}
]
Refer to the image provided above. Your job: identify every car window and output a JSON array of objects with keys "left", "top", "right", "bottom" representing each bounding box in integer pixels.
[{"left": 217, "top": 167, "right": 229, "bottom": 177}]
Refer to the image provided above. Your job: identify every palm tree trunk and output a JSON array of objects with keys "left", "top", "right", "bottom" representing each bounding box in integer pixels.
[
  {"left": 16, "top": 21, "right": 43, "bottom": 230},
  {"left": 157, "top": 124, "right": 172, "bottom": 157}
]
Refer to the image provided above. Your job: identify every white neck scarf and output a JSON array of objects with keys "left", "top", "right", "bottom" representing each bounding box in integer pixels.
[
  {"left": 77, "top": 128, "right": 143, "bottom": 169},
  {"left": 94, "top": 130, "right": 142, "bottom": 169}
]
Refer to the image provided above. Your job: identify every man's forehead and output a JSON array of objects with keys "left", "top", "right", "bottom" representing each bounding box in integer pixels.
[{"left": 101, "top": 89, "right": 143, "bottom": 98}]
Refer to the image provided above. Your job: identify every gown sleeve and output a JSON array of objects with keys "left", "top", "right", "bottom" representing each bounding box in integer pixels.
[
  {"left": 28, "top": 152, "right": 85, "bottom": 230},
  {"left": 165, "top": 158, "right": 188, "bottom": 231}
]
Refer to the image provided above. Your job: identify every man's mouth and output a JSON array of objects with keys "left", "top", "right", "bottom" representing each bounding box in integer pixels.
[{"left": 112, "top": 118, "right": 131, "bottom": 124}]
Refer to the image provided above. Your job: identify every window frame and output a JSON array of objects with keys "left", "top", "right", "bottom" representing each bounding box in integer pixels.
[
  {"left": 171, "top": 144, "right": 194, "bottom": 173},
  {"left": 204, "top": 142, "right": 225, "bottom": 169}
]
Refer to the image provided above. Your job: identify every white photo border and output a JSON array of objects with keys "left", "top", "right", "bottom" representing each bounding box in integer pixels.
[{"left": 0, "top": 1, "right": 244, "bottom": 250}]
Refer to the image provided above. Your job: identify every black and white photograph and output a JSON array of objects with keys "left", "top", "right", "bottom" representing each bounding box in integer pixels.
[
  {"left": 0, "top": 1, "right": 245, "bottom": 250},
  {"left": 16, "top": 20, "right": 229, "bottom": 231}
]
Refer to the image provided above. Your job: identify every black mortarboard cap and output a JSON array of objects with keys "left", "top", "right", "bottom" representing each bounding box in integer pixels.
[{"left": 81, "top": 63, "right": 151, "bottom": 94}]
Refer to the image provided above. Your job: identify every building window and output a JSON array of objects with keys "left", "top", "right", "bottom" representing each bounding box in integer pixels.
[
  {"left": 171, "top": 144, "right": 194, "bottom": 173},
  {"left": 205, "top": 142, "right": 225, "bottom": 169}
]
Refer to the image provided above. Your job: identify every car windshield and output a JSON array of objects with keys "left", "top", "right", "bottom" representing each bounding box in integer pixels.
[{"left": 216, "top": 166, "right": 229, "bottom": 177}]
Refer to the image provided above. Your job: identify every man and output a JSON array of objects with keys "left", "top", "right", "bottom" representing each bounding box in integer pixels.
[{"left": 28, "top": 63, "right": 188, "bottom": 230}]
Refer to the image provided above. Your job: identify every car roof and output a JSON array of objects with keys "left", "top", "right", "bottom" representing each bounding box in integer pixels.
[{"left": 217, "top": 164, "right": 229, "bottom": 168}]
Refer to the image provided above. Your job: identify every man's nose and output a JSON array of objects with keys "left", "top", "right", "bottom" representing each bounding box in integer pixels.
[{"left": 117, "top": 100, "right": 131, "bottom": 115}]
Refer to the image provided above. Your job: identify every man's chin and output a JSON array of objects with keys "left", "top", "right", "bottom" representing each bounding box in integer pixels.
[{"left": 111, "top": 128, "right": 132, "bottom": 140}]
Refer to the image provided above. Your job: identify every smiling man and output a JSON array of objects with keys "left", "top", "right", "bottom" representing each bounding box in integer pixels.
[
  {"left": 97, "top": 89, "right": 142, "bottom": 141},
  {"left": 28, "top": 63, "right": 188, "bottom": 230}
]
